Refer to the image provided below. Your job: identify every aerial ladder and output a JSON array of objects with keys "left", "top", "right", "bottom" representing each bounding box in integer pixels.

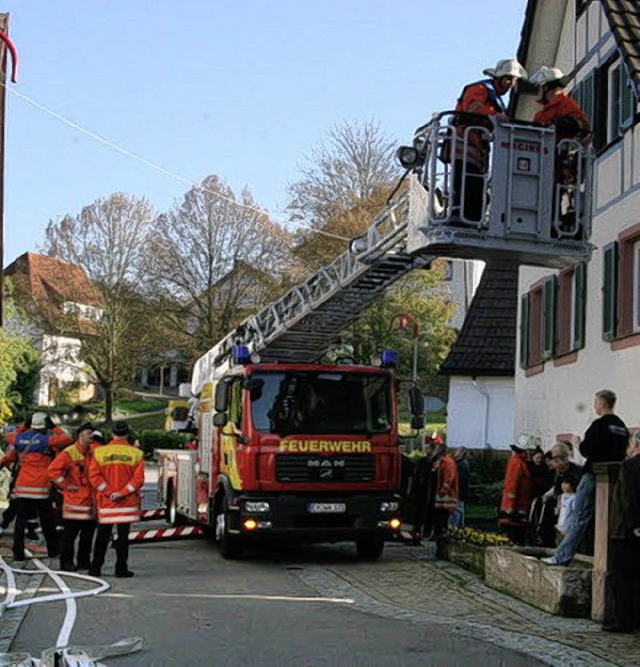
[
  {"left": 168, "top": 113, "right": 594, "bottom": 558},
  {"left": 192, "top": 113, "right": 594, "bottom": 392}
]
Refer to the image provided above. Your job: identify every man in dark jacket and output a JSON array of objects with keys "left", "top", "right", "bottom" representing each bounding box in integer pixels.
[
  {"left": 604, "top": 431, "right": 640, "bottom": 632},
  {"left": 542, "top": 390, "right": 628, "bottom": 565}
]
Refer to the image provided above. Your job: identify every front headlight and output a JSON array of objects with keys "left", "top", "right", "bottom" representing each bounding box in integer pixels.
[
  {"left": 245, "top": 501, "right": 270, "bottom": 513},
  {"left": 380, "top": 501, "right": 399, "bottom": 513}
]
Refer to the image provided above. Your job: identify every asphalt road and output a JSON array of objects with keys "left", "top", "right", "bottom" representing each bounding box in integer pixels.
[
  {"left": 6, "top": 469, "right": 547, "bottom": 665},
  {"left": 10, "top": 536, "right": 548, "bottom": 667}
]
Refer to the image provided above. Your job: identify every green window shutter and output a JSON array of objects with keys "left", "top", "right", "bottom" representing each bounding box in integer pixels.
[
  {"left": 519, "top": 294, "right": 530, "bottom": 369},
  {"left": 602, "top": 242, "right": 618, "bottom": 341},
  {"left": 573, "top": 263, "right": 587, "bottom": 350},
  {"left": 582, "top": 71, "right": 596, "bottom": 129},
  {"left": 542, "top": 276, "right": 557, "bottom": 360},
  {"left": 620, "top": 67, "right": 635, "bottom": 131}
]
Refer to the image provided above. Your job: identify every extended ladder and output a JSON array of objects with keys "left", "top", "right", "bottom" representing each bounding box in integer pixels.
[{"left": 191, "top": 193, "right": 431, "bottom": 393}]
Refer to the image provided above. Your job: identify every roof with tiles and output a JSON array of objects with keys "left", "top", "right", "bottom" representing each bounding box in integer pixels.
[
  {"left": 440, "top": 262, "right": 518, "bottom": 377},
  {"left": 600, "top": 0, "right": 640, "bottom": 96},
  {"left": 5, "top": 252, "right": 101, "bottom": 306}
]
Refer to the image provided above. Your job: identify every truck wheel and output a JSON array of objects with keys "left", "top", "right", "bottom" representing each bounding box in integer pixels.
[
  {"left": 166, "top": 485, "right": 186, "bottom": 526},
  {"left": 216, "top": 497, "right": 243, "bottom": 560},
  {"left": 356, "top": 536, "right": 384, "bottom": 560}
]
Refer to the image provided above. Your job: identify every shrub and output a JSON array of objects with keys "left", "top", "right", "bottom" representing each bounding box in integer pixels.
[{"left": 133, "top": 429, "right": 190, "bottom": 459}]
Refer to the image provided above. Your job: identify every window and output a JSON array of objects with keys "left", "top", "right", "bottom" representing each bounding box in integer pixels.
[
  {"left": 519, "top": 294, "right": 530, "bottom": 369},
  {"left": 229, "top": 380, "right": 243, "bottom": 430},
  {"left": 541, "top": 276, "right": 557, "bottom": 360},
  {"left": 573, "top": 71, "right": 596, "bottom": 129},
  {"left": 602, "top": 242, "right": 618, "bottom": 341},
  {"left": 556, "top": 264, "right": 587, "bottom": 356},
  {"left": 575, "top": 0, "right": 588, "bottom": 13},
  {"left": 572, "top": 263, "right": 587, "bottom": 349},
  {"left": 634, "top": 242, "right": 640, "bottom": 332},
  {"left": 606, "top": 59, "right": 636, "bottom": 144}
]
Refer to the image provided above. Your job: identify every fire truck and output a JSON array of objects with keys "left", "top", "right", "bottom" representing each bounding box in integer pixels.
[
  {"left": 158, "top": 113, "right": 595, "bottom": 558},
  {"left": 157, "top": 348, "right": 423, "bottom": 559}
]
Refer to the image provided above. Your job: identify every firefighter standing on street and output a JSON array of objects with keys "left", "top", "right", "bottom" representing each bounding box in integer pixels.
[
  {"left": 89, "top": 421, "right": 144, "bottom": 578},
  {"left": 449, "top": 58, "right": 527, "bottom": 222},
  {"left": 48, "top": 422, "right": 97, "bottom": 572},
  {"left": 1, "top": 418, "right": 40, "bottom": 541},
  {"left": 0, "top": 412, "right": 72, "bottom": 561}
]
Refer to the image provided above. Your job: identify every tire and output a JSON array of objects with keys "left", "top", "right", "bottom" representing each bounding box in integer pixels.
[
  {"left": 166, "top": 484, "right": 186, "bottom": 526},
  {"left": 355, "top": 536, "right": 384, "bottom": 560},
  {"left": 215, "top": 496, "right": 243, "bottom": 560}
]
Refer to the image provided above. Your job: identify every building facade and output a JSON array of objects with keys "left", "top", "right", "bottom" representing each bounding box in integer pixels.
[{"left": 515, "top": 0, "right": 640, "bottom": 447}]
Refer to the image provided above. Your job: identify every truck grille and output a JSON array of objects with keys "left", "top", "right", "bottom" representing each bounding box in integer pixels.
[{"left": 275, "top": 454, "right": 375, "bottom": 483}]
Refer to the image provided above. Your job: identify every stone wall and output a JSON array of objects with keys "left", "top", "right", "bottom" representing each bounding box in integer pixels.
[{"left": 485, "top": 546, "right": 592, "bottom": 617}]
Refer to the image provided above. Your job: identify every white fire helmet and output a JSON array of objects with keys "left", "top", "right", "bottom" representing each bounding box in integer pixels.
[
  {"left": 529, "top": 66, "right": 565, "bottom": 87},
  {"left": 483, "top": 59, "right": 528, "bottom": 80}
]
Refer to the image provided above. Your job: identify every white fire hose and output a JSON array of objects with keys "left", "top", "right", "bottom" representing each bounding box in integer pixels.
[{"left": 0, "top": 550, "right": 143, "bottom": 666}]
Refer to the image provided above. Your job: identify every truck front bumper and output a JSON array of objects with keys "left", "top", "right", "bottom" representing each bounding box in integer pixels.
[{"left": 227, "top": 492, "right": 402, "bottom": 542}]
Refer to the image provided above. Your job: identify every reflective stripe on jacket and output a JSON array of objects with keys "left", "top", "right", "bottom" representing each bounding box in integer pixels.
[
  {"left": 89, "top": 438, "right": 144, "bottom": 524},
  {"left": 0, "top": 427, "right": 73, "bottom": 500},
  {"left": 48, "top": 442, "right": 96, "bottom": 520}
]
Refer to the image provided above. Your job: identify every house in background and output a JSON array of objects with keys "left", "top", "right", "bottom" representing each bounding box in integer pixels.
[
  {"left": 514, "top": 0, "right": 640, "bottom": 446},
  {"left": 5, "top": 252, "right": 102, "bottom": 406},
  {"left": 440, "top": 262, "right": 518, "bottom": 450}
]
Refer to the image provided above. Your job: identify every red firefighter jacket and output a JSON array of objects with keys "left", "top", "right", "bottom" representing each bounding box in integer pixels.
[
  {"left": 434, "top": 454, "right": 459, "bottom": 511},
  {"left": 89, "top": 437, "right": 144, "bottom": 524},
  {"left": 453, "top": 80, "right": 506, "bottom": 170},
  {"left": 499, "top": 452, "right": 532, "bottom": 526},
  {"left": 533, "top": 92, "right": 590, "bottom": 142},
  {"left": 0, "top": 427, "right": 73, "bottom": 500},
  {"left": 48, "top": 442, "right": 96, "bottom": 520}
]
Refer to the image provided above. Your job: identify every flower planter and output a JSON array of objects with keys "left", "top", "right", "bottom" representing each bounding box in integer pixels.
[{"left": 437, "top": 538, "right": 486, "bottom": 577}]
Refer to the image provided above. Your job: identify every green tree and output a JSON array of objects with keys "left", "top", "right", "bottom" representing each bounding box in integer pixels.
[
  {"left": 345, "top": 262, "right": 456, "bottom": 397},
  {"left": 0, "top": 281, "right": 40, "bottom": 424}
]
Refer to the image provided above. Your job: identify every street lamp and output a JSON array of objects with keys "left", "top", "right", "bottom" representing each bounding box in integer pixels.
[{"left": 391, "top": 314, "right": 419, "bottom": 382}]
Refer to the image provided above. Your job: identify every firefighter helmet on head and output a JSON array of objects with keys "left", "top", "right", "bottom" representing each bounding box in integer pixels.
[
  {"left": 483, "top": 59, "right": 527, "bottom": 80},
  {"left": 529, "top": 66, "right": 565, "bottom": 87}
]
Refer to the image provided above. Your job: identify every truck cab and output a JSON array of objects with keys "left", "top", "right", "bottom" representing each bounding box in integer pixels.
[{"left": 158, "top": 356, "right": 405, "bottom": 559}]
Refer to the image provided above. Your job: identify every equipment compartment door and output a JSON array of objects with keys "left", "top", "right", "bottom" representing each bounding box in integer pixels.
[{"left": 176, "top": 452, "right": 197, "bottom": 519}]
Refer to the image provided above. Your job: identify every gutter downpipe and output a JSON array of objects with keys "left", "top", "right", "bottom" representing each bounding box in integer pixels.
[{"left": 472, "top": 377, "right": 490, "bottom": 447}]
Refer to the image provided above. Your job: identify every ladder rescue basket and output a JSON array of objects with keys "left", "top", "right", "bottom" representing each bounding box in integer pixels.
[{"left": 397, "top": 112, "right": 594, "bottom": 269}]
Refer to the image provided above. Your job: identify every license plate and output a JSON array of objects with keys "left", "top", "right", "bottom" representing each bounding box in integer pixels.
[{"left": 307, "top": 502, "right": 346, "bottom": 514}]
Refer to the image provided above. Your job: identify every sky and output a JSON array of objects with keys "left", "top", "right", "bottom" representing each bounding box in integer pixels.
[{"left": 1, "top": 0, "right": 528, "bottom": 265}]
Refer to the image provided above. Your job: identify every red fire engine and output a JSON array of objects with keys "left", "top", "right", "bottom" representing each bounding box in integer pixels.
[{"left": 157, "top": 347, "right": 418, "bottom": 559}]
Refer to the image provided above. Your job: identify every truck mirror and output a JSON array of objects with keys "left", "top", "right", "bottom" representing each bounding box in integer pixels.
[
  {"left": 214, "top": 380, "right": 230, "bottom": 412},
  {"left": 410, "top": 415, "right": 425, "bottom": 430},
  {"left": 242, "top": 377, "right": 264, "bottom": 400},
  {"left": 409, "top": 386, "right": 424, "bottom": 416},
  {"left": 213, "top": 412, "right": 228, "bottom": 427}
]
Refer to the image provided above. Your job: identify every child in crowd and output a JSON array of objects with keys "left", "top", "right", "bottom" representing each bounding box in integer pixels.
[{"left": 556, "top": 475, "right": 578, "bottom": 542}]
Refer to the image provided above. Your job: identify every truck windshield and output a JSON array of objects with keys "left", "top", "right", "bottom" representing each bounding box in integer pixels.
[{"left": 250, "top": 371, "right": 392, "bottom": 435}]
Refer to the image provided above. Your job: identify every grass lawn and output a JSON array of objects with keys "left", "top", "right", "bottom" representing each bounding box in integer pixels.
[
  {"left": 127, "top": 412, "right": 166, "bottom": 430},
  {"left": 84, "top": 399, "right": 168, "bottom": 414}
]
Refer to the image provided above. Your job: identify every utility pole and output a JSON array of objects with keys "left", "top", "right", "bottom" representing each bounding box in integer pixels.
[{"left": 0, "top": 13, "right": 8, "bottom": 327}]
